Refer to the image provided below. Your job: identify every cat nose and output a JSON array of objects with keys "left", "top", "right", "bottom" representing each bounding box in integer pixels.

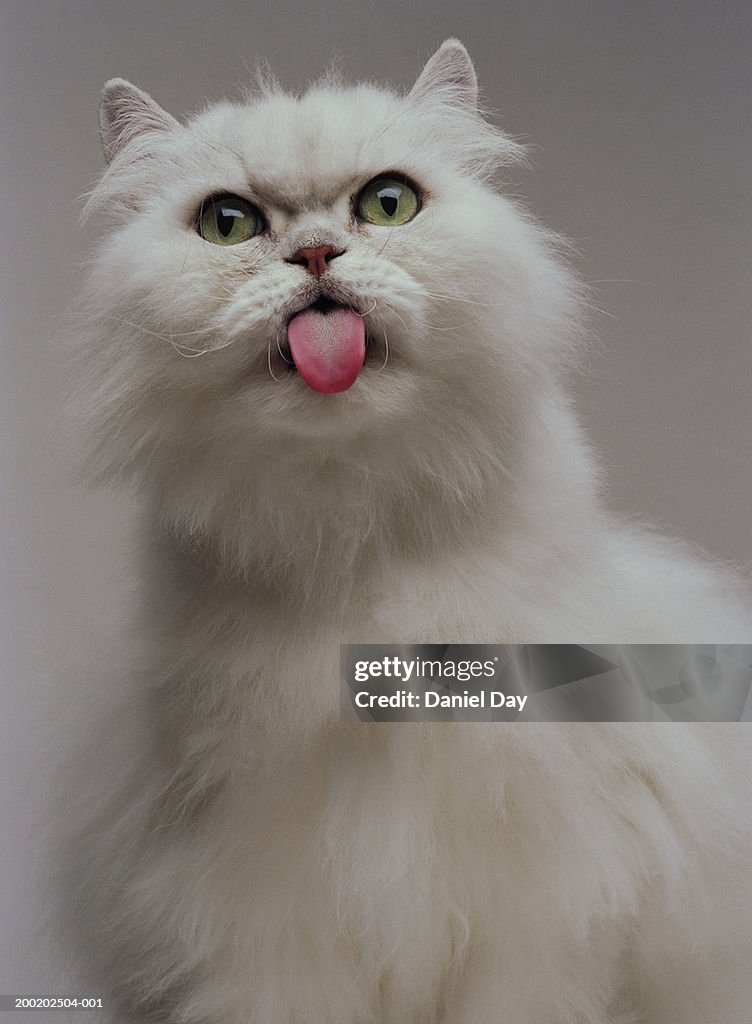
[{"left": 286, "top": 244, "right": 343, "bottom": 277}]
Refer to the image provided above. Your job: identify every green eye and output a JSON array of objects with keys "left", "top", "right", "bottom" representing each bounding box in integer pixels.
[
  {"left": 198, "top": 194, "right": 261, "bottom": 245},
  {"left": 356, "top": 176, "right": 420, "bottom": 226}
]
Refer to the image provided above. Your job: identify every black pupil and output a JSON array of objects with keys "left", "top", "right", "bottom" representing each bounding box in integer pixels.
[
  {"left": 216, "top": 204, "right": 244, "bottom": 237},
  {"left": 378, "top": 188, "right": 400, "bottom": 217}
]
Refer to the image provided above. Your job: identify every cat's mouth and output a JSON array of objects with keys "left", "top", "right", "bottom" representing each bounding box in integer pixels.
[{"left": 273, "top": 298, "right": 383, "bottom": 394}]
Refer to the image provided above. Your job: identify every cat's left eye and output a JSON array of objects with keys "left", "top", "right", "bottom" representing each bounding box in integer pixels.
[
  {"left": 356, "top": 176, "right": 420, "bottom": 227},
  {"left": 197, "top": 195, "right": 262, "bottom": 245}
]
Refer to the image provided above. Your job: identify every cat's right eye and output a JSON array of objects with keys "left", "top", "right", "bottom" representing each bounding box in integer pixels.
[{"left": 197, "top": 195, "right": 262, "bottom": 246}]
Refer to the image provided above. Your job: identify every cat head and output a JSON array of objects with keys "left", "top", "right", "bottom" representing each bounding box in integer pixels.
[{"left": 74, "top": 41, "right": 583, "bottom": 563}]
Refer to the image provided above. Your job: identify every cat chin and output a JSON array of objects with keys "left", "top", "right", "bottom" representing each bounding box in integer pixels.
[
  {"left": 217, "top": 306, "right": 430, "bottom": 437},
  {"left": 238, "top": 365, "right": 426, "bottom": 442}
]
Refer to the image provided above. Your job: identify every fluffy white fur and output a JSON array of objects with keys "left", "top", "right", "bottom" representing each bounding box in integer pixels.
[{"left": 66, "top": 41, "right": 752, "bottom": 1023}]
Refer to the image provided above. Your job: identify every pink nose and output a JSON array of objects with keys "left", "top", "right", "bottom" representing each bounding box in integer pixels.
[{"left": 287, "top": 244, "right": 342, "bottom": 277}]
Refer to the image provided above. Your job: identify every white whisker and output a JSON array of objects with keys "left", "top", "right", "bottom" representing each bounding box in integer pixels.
[
  {"left": 276, "top": 336, "right": 293, "bottom": 364},
  {"left": 267, "top": 340, "right": 283, "bottom": 381},
  {"left": 378, "top": 329, "right": 389, "bottom": 372}
]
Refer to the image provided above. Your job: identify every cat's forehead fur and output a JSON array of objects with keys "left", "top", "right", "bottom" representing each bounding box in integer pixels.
[
  {"left": 92, "top": 43, "right": 523, "bottom": 220},
  {"left": 185, "top": 85, "right": 409, "bottom": 210}
]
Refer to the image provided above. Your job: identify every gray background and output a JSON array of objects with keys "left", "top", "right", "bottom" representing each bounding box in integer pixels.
[{"left": 1, "top": 0, "right": 751, "bottom": 1010}]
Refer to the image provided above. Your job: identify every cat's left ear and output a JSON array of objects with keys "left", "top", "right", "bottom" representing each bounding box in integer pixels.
[
  {"left": 99, "top": 78, "right": 180, "bottom": 164},
  {"left": 409, "top": 39, "right": 478, "bottom": 111}
]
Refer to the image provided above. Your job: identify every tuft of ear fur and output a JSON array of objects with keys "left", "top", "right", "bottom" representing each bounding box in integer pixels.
[
  {"left": 405, "top": 39, "right": 525, "bottom": 181},
  {"left": 99, "top": 78, "right": 179, "bottom": 164},
  {"left": 409, "top": 39, "right": 478, "bottom": 110}
]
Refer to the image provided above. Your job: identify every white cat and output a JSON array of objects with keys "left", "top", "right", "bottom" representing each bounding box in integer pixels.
[{"left": 67, "top": 39, "right": 752, "bottom": 1023}]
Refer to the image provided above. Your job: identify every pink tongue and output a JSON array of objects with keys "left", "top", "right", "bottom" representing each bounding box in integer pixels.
[{"left": 287, "top": 307, "right": 365, "bottom": 394}]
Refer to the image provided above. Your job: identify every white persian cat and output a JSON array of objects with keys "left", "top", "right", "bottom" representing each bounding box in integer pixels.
[{"left": 66, "top": 39, "right": 752, "bottom": 1024}]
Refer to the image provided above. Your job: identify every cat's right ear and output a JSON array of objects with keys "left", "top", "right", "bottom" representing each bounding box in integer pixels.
[{"left": 99, "top": 79, "right": 179, "bottom": 164}]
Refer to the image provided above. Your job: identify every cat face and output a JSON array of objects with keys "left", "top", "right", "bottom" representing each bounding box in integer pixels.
[{"left": 77, "top": 42, "right": 580, "bottom": 512}]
